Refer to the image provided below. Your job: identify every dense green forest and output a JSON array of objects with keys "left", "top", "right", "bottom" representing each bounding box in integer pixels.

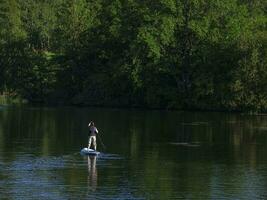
[{"left": 0, "top": 0, "right": 266, "bottom": 111}]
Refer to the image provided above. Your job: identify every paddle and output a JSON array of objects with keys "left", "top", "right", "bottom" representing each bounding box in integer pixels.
[{"left": 97, "top": 133, "right": 106, "bottom": 151}]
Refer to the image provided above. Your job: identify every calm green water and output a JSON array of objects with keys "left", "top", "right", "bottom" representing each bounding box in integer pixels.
[{"left": 0, "top": 105, "right": 267, "bottom": 199}]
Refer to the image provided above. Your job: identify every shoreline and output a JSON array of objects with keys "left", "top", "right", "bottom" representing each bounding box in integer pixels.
[{"left": 0, "top": 94, "right": 265, "bottom": 115}]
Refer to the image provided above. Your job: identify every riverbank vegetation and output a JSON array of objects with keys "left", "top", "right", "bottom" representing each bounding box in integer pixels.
[{"left": 0, "top": 0, "right": 266, "bottom": 112}]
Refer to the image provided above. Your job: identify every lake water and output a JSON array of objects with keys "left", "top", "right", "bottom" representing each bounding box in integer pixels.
[{"left": 0, "top": 105, "right": 267, "bottom": 199}]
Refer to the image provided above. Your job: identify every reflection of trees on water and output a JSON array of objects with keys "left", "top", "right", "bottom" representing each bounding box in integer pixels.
[
  {"left": 174, "top": 113, "right": 267, "bottom": 169},
  {"left": 1, "top": 108, "right": 267, "bottom": 199},
  {"left": 124, "top": 113, "right": 267, "bottom": 199},
  {"left": 0, "top": 107, "right": 93, "bottom": 156},
  {"left": 87, "top": 155, "right": 97, "bottom": 191}
]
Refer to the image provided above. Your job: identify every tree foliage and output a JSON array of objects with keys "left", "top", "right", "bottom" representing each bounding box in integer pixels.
[{"left": 0, "top": 0, "right": 266, "bottom": 112}]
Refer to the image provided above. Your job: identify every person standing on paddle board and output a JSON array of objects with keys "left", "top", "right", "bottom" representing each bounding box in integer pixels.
[{"left": 88, "top": 121, "right": 99, "bottom": 150}]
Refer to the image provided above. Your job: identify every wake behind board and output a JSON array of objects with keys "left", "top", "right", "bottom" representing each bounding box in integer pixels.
[{"left": 81, "top": 148, "right": 100, "bottom": 156}]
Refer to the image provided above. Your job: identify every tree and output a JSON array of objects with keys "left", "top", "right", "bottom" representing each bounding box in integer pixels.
[{"left": 19, "top": 0, "right": 59, "bottom": 51}]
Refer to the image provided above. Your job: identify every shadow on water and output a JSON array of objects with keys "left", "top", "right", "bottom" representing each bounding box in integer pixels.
[{"left": 169, "top": 142, "right": 201, "bottom": 147}]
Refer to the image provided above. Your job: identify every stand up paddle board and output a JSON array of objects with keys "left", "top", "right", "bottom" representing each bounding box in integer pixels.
[{"left": 80, "top": 148, "right": 100, "bottom": 156}]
